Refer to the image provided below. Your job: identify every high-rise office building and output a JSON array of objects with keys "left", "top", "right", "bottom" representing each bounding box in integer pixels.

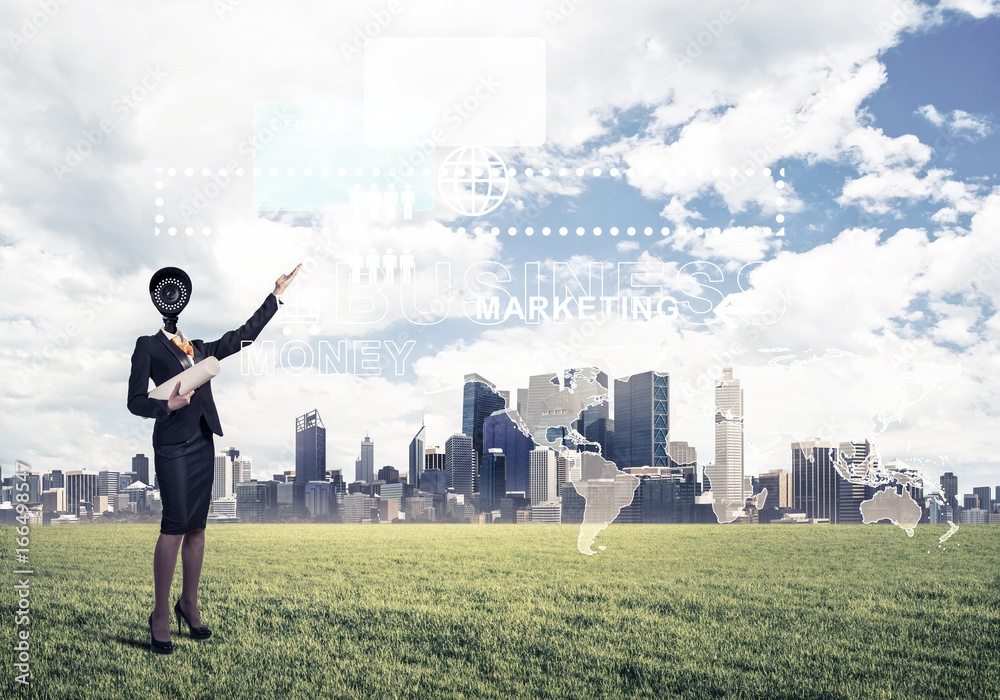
[
  {"left": 973, "top": 487, "right": 992, "bottom": 515},
  {"left": 710, "top": 365, "right": 744, "bottom": 505},
  {"left": 213, "top": 451, "right": 234, "bottom": 500},
  {"left": 131, "top": 455, "right": 149, "bottom": 487},
  {"left": 758, "top": 469, "right": 792, "bottom": 509},
  {"left": 516, "top": 388, "right": 529, "bottom": 419},
  {"left": 65, "top": 470, "right": 99, "bottom": 515},
  {"left": 22, "top": 473, "right": 42, "bottom": 506},
  {"left": 409, "top": 423, "right": 426, "bottom": 489},
  {"left": 420, "top": 469, "right": 446, "bottom": 494},
  {"left": 98, "top": 470, "right": 120, "bottom": 499},
  {"left": 526, "top": 373, "right": 560, "bottom": 433},
  {"left": 235, "top": 480, "right": 268, "bottom": 523},
  {"left": 555, "top": 455, "right": 568, "bottom": 496},
  {"left": 233, "top": 455, "right": 252, "bottom": 486},
  {"left": 572, "top": 369, "right": 612, "bottom": 458},
  {"left": 529, "top": 448, "right": 557, "bottom": 505},
  {"left": 668, "top": 441, "right": 698, "bottom": 468},
  {"left": 462, "top": 373, "right": 507, "bottom": 471},
  {"left": 836, "top": 440, "right": 876, "bottom": 524},
  {"left": 277, "top": 481, "right": 307, "bottom": 518},
  {"left": 425, "top": 446, "right": 445, "bottom": 472},
  {"left": 304, "top": 481, "right": 336, "bottom": 519},
  {"left": 792, "top": 438, "right": 839, "bottom": 521},
  {"left": 613, "top": 370, "right": 670, "bottom": 471},
  {"left": 445, "top": 433, "right": 474, "bottom": 498},
  {"left": 560, "top": 482, "right": 586, "bottom": 524},
  {"left": 377, "top": 466, "right": 399, "bottom": 483},
  {"left": 295, "top": 410, "right": 326, "bottom": 484},
  {"left": 356, "top": 434, "right": 374, "bottom": 483},
  {"left": 480, "top": 448, "right": 506, "bottom": 513},
  {"left": 483, "top": 408, "right": 535, "bottom": 497},
  {"left": 940, "top": 472, "right": 959, "bottom": 513}
]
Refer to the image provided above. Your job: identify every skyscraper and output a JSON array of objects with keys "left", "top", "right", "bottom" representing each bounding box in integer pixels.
[
  {"left": 668, "top": 441, "right": 698, "bottom": 468},
  {"left": 131, "top": 454, "right": 149, "bottom": 487},
  {"left": 46, "top": 469, "right": 65, "bottom": 490},
  {"left": 356, "top": 434, "right": 374, "bottom": 483},
  {"left": 483, "top": 408, "right": 535, "bottom": 497},
  {"left": 573, "top": 369, "right": 612, "bottom": 458},
  {"left": 940, "top": 472, "right": 959, "bottom": 513},
  {"left": 408, "top": 423, "right": 426, "bottom": 489},
  {"left": 516, "top": 388, "right": 529, "bottom": 418},
  {"left": 235, "top": 480, "right": 268, "bottom": 523},
  {"left": 758, "top": 469, "right": 792, "bottom": 509},
  {"left": 295, "top": 410, "right": 326, "bottom": 484},
  {"left": 836, "top": 440, "right": 875, "bottom": 524},
  {"left": 613, "top": 370, "right": 670, "bottom": 471},
  {"left": 233, "top": 455, "right": 252, "bottom": 486},
  {"left": 709, "top": 365, "right": 744, "bottom": 506},
  {"left": 480, "top": 448, "right": 506, "bottom": 512},
  {"left": 445, "top": 433, "right": 474, "bottom": 498},
  {"left": 791, "top": 438, "right": 839, "bottom": 521},
  {"left": 425, "top": 446, "right": 445, "bottom": 472},
  {"left": 529, "top": 447, "right": 557, "bottom": 505},
  {"left": 65, "top": 470, "right": 99, "bottom": 515},
  {"left": 525, "top": 373, "right": 560, "bottom": 433},
  {"left": 98, "top": 470, "right": 120, "bottom": 499},
  {"left": 377, "top": 466, "right": 399, "bottom": 483},
  {"left": 213, "top": 451, "right": 234, "bottom": 500},
  {"left": 462, "top": 373, "right": 507, "bottom": 469},
  {"left": 973, "top": 486, "right": 992, "bottom": 515}
]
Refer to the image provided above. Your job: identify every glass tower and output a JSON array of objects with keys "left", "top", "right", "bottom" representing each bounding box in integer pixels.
[
  {"left": 612, "top": 370, "right": 669, "bottom": 471},
  {"left": 295, "top": 410, "right": 326, "bottom": 484}
]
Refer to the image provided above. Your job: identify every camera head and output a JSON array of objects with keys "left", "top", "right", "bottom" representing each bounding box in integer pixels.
[{"left": 149, "top": 267, "right": 192, "bottom": 333}]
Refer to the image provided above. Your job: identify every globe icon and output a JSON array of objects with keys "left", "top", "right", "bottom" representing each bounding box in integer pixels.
[{"left": 437, "top": 146, "right": 509, "bottom": 216}]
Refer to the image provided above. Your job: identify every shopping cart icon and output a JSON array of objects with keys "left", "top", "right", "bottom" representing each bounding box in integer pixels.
[{"left": 279, "top": 288, "right": 324, "bottom": 335}]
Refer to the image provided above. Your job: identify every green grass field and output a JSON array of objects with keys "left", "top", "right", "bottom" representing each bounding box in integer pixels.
[{"left": 2, "top": 523, "right": 998, "bottom": 699}]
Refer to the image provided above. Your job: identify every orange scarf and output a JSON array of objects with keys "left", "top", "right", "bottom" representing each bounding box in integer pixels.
[{"left": 172, "top": 336, "right": 194, "bottom": 357}]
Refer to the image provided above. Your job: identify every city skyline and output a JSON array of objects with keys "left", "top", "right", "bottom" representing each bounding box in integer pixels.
[{"left": 6, "top": 361, "right": 999, "bottom": 511}]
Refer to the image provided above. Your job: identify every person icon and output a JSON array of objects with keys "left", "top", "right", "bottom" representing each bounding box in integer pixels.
[
  {"left": 400, "top": 247, "right": 415, "bottom": 284},
  {"left": 401, "top": 184, "right": 416, "bottom": 221},
  {"left": 349, "top": 248, "right": 364, "bottom": 285},
  {"left": 382, "top": 248, "right": 397, "bottom": 284},
  {"left": 365, "top": 247, "right": 381, "bottom": 282}
]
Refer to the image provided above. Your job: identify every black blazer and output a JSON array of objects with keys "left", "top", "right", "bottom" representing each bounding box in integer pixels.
[{"left": 127, "top": 293, "right": 281, "bottom": 448}]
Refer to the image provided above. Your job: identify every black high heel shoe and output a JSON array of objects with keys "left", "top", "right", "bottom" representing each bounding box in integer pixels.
[
  {"left": 174, "top": 600, "right": 212, "bottom": 640},
  {"left": 148, "top": 613, "right": 173, "bottom": 654}
]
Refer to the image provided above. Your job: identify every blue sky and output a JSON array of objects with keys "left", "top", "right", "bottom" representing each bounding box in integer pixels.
[{"left": 1, "top": 0, "right": 999, "bottom": 495}]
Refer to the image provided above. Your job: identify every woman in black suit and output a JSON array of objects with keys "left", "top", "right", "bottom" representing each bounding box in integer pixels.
[{"left": 127, "top": 264, "right": 300, "bottom": 654}]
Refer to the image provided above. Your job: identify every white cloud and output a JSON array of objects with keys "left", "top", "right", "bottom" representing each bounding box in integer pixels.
[
  {"left": 838, "top": 167, "right": 983, "bottom": 215},
  {"left": 917, "top": 104, "right": 993, "bottom": 139},
  {"left": 934, "top": 0, "right": 1000, "bottom": 19},
  {"left": 662, "top": 224, "right": 782, "bottom": 266}
]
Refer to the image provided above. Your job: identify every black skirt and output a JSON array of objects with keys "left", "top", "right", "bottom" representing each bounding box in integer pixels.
[{"left": 154, "top": 414, "right": 215, "bottom": 535}]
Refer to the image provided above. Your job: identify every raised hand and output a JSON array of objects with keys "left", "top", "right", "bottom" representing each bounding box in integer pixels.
[
  {"left": 167, "top": 381, "right": 195, "bottom": 411},
  {"left": 274, "top": 263, "right": 303, "bottom": 296}
]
